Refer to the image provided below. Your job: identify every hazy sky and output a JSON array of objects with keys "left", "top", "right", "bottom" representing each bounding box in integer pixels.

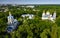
[{"left": 0, "top": 0, "right": 60, "bottom": 4}]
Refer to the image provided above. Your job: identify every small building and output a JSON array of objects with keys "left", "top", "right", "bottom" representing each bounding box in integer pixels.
[
  {"left": 21, "top": 14, "right": 34, "bottom": 19},
  {"left": 21, "top": 6, "right": 34, "bottom": 8},
  {"left": 0, "top": 8, "right": 8, "bottom": 12},
  {"left": 26, "top": 6, "right": 34, "bottom": 8},
  {"left": 6, "top": 12, "right": 19, "bottom": 33},
  {"left": 42, "top": 11, "right": 56, "bottom": 22}
]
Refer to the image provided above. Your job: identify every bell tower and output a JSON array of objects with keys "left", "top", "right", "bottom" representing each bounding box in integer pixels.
[{"left": 7, "top": 12, "right": 14, "bottom": 24}]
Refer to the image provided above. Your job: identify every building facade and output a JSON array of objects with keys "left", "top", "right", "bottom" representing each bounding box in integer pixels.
[
  {"left": 21, "top": 14, "right": 34, "bottom": 19},
  {"left": 42, "top": 11, "right": 56, "bottom": 22}
]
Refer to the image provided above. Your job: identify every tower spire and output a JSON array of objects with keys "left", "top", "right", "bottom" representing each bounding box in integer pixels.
[{"left": 9, "top": 12, "right": 11, "bottom": 16}]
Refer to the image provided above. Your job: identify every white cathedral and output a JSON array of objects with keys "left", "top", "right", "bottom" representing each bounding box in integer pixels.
[
  {"left": 7, "top": 12, "right": 18, "bottom": 33},
  {"left": 7, "top": 12, "right": 18, "bottom": 25},
  {"left": 42, "top": 11, "right": 56, "bottom": 22}
]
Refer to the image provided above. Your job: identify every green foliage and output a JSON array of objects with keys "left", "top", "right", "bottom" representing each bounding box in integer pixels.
[
  {"left": 0, "top": 5, "right": 60, "bottom": 38},
  {"left": 56, "top": 16, "right": 60, "bottom": 26}
]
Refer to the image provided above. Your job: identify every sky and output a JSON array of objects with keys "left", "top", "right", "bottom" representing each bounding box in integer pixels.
[{"left": 0, "top": 0, "right": 60, "bottom": 4}]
